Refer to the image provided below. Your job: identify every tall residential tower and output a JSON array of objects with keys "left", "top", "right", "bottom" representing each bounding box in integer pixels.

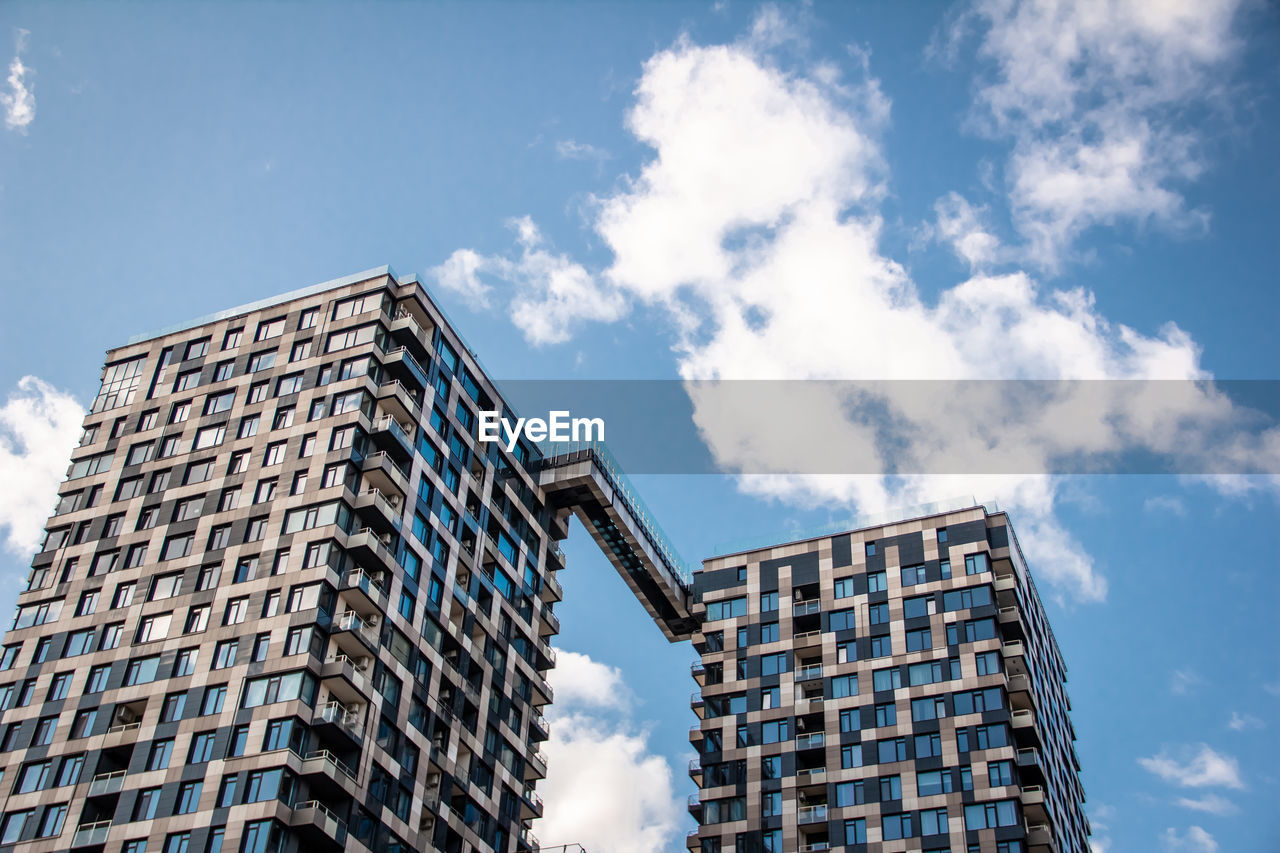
[
  {"left": 688, "top": 504, "right": 1088, "bottom": 853},
  {"left": 0, "top": 268, "right": 696, "bottom": 853}
]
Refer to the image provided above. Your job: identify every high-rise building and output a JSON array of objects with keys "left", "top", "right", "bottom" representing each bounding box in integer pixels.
[
  {"left": 0, "top": 268, "right": 698, "bottom": 853},
  {"left": 687, "top": 503, "right": 1089, "bottom": 853}
]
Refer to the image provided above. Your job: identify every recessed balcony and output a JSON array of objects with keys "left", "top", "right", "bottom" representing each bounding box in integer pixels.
[
  {"left": 360, "top": 451, "right": 410, "bottom": 501},
  {"left": 796, "top": 732, "right": 825, "bottom": 751},
  {"left": 343, "top": 528, "right": 398, "bottom": 576},
  {"left": 375, "top": 379, "right": 421, "bottom": 424},
  {"left": 389, "top": 309, "right": 432, "bottom": 354},
  {"left": 71, "top": 821, "right": 112, "bottom": 849},
  {"left": 798, "top": 804, "right": 828, "bottom": 825},
  {"left": 331, "top": 610, "right": 380, "bottom": 658},
  {"left": 88, "top": 770, "right": 126, "bottom": 797},
  {"left": 382, "top": 346, "right": 429, "bottom": 391},
  {"left": 366, "top": 413, "right": 414, "bottom": 462},
  {"left": 320, "top": 653, "right": 371, "bottom": 705},
  {"left": 313, "top": 701, "right": 364, "bottom": 747}
]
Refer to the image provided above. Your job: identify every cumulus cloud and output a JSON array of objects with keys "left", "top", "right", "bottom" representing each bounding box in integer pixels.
[
  {"left": 1, "top": 29, "right": 35, "bottom": 132},
  {"left": 0, "top": 377, "right": 84, "bottom": 559},
  {"left": 1161, "top": 825, "right": 1219, "bottom": 853},
  {"left": 537, "top": 651, "right": 681, "bottom": 852},
  {"left": 430, "top": 248, "right": 493, "bottom": 311},
  {"left": 950, "top": 0, "right": 1245, "bottom": 269},
  {"left": 1138, "top": 744, "right": 1245, "bottom": 790},
  {"left": 1174, "top": 793, "right": 1238, "bottom": 816},
  {"left": 426, "top": 7, "right": 1276, "bottom": 603}
]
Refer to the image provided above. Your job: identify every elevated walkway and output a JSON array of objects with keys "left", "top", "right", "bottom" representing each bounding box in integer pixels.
[{"left": 536, "top": 442, "right": 700, "bottom": 642}]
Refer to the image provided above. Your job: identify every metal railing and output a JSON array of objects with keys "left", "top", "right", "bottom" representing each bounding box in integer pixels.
[{"left": 537, "top": 441, "right": 696, "bottom": 589}]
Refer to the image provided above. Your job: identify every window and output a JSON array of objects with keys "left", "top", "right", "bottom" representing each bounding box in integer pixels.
[
  {"left": 245, "top": 517, "right": 268, "bottom": 542},
  {"left": 35, "top": 804, "right": 68, "bottom": 838},
  {"left": 217, "top": 776, "right": 238, "bottom": 808},
  {"left": 276, "top": 373, "right": 303, "bottom": 396},
  {"left": 834, "top": 577, "right": 854, "bottom": 598},
  {"left": 68, "top": 709, "right": 96, "bottom": 738},
  {"left": 76, "top": 590, "right": 99, "bottom": 616},
  {"left": 32, "top": 715, "right": 57, "bottom": 746},
  {"left": 150, "top": 572, "right": 183, "bottom": 600},
  {"left": 954, "top": 687, "right": 1003, "bottom": 715},
  {"left": 68, "top": 451, "right": 114, "bottom": 480},
  {"left": 865, "top": 541, "right": 876, "bottom": 556},
  {"left": 882, "top": 813, "right": 912, "bottom": 841},
  {"left": 224, "top": 598, "right": 248, "bottom": 625},
  {"left": 99, "top": 623, "right": 123, "bottom": 650},
  {"left": 185, "top": 605, "right": 210, "bottom": 633},
  {"left": 975, "top": 650, "right": 1001, "bottom": 676},
  {"left": 85, "top": 664, "right": 110, "bottom": 693},
  {"left": 202, "top": 685, "right": 228, "bottom": 715},
  {"left": 15, "top": 760, "right": 52, "bottom": 793},
  {"left": 174, "top": 369, "right": 200, "bottom": 393},
  {"left": 124, "top": 543, "right": 148, "bottom": 568},
  {"left": 874, "top": 702, "right": 896, "bottom": 727},
  {"left": 184, "top": 459, "right": 214, "bottom": 484},
  {"left": 760, "top": 591, "right": 778, "bottom": 611},
  {"left": 919, "top": 769, "right": 955, "bottom": 796},
  {"left": 989, "top": 759, "right": 1015, "bottom": 787},
  {"left": 272, "top": 406, "right": 295, "bottom": 430},
  {"left": 829, "top": 608, "right": 855, "bottom": 631},
  {"left": 160, "top": 692, "right": 186, "bottom": 722},
  {"left": 964, "top": 800, "right": 1018, "bottom": 830},
  {"left": 136, "top": 613, "right": 172, "bottom": 643},
  {"left": 240, "top": 671, "right": 316, "bottom": 708},
  {"left": 163, "top": 833, "right": 192, "bottom": 853},
  {"left": 147, "top": 738, "right": 174, "bottom": 770},
  {"left": 256, "top": 318, "right": 286, "bottom": 341},
  {"left": 238, "top": 414, "right": 260, "bottom": 439},
  {"left": 125, "top": 441, "right": 155, "bottom": 466},
  {"left": 877, "top": 737, "right": 907, "bottom": 763},
  {"left": 868, "top": 570, "right": 887, "bottom": 592},
  {"left": 871, "top": 635, "right": 892, "bottom": 657},
  {"left": 208, "top": 525, "right": 231, "bottom": 550},
  {"left": 943, "top": 586, "right": 994, "bottom": 612},
  {"left": 213, "top": 360, "right": 234, "bottom": 382},
  {"left": 916, "top": 731, "right": 943, "bottom": 757},
  {"left": 136, "top": 507, "right": 159, "bottom": 530},
  {"left": 912, "top": 696, "right": 947, "bottom": 722},
  {"left": 832, "top": 674, "right": 859, "bottom": 699},
  {"left": 844, "top": 818, "right": 867, "bottom": 845},
  {"left": 133, "top": 786, "right": 163, "bottom": 821},
  {"left": 149, "top": 468, "right": 171, "bottom": 493},
  {"left": 907, "top": 628, "right": 932, "bottom": 651},
  {"left": 174, "top": 496, "right": 205, "bottom": 522},
  {"left": 299, "top": 308, "right": 319, "bottom": 329},
  {"left": 204, "top": 391, "right": 235, "bottom": 415},
  {"left": 299, "top": 434, "right": 316, "bottom": 458},
  {"left": 255, "top": 478, "right": 276, "bottom": 504},
  {"left": 248, "top": 350, "right": 277, "bottom": 372},
  {"left": 228, "top": 724, "right": 250, "bottom": 757},
  {"left": 173, "top": 648, "right": 198, "bottom": 677},
  {"left": 170, "top": 400, "right": 191, "bottom": 423},
  {"left": 116, "top": 476, "right": 144, "bottom": 500},
  {"left": 290, "top": 340, "right": 312, "bottom": 362},
  {"left": 902, "top": 564, "right": 928, "bottom": 586},
  {"left": 263, "top": 441, "right": 286, "bottom": 466},
  {"left": 869, "top": 602, "right": 889, "bottom": 625},
  {"left": 965, "top": 553, "right": 990, "bottom": 575},
  {"left": 188, "top": 731, "right": 217, "bottom": 763},
  {"left": 247, "top": 381, "right": 269, "bottom": 403},
  {"left": 760, "top": 652, "right": 786, "bottom": 676},
  {"left": 957, "top": 723, "right": 1009, "bottom": 752},
  {"left": 213, "top": 640, "right": 239, "bottom": 670},
  {"left": 873, "top": 666, "right": 902, "bottom": 691},
  {"left": 921, "top": 808, "right": 949, "bottom": 836},
  {"left": 228, "top": 450, "right": 249, "bottom": 475},
  {"left": 124, "top": 655, "right": 160, "bottom": 686}
]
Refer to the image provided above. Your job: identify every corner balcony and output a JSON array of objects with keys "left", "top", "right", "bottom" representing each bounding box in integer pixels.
[
  {"left": 529, "top": 712, "right": 550, "bottom": 742},
  {"left": 343, "top": 528, "right": 398, "bottom": 576},
  {"left": 339, "top": 569, "right": 389, "bottom": 616},
  {"left": 331, "top": 610, "right": 380, "bottom": 658},
  {"left": 690, "top": 692, "right": 706, "bottom": 719},
  {"left": 353, "top": 488, "right": 402, "bottom": 536},
  {"left": 294, "top": 749, "right": 361, "bottom": 801},
  {"left": 688, "top": 757, "right": 701, "bottom": 779},
  {"left": 686, "top": 830, "right": 701, "bottom": 850},
  {"left": 290, "top": 800, "right": 349, "bottom": 849},
  {"left": 686, "top": 792, "right": 702, "bottom": 818},
  {"left": 382, "top": 346, "right": 429, "bottom": 391},
  {"left": 525, "top": 748, "right": 548, "bottom": 782},
  {"left": 1001, "top": 639, "right": 1028, "bottom": 676},
  {"left": 1007, "top": 672, "right": 1037, "bottom": 713},
  {"left": 367, "top": 413, "right": 414, "bottom": 462},
  {"left": 1021, "top": 785, "right": 1049, "bottom": 824},
  {"left": 320, "top": 653, "right": 372, "bottom": 705},
  {"left": 541, "top": 569, "right": 564, "bottom": 604},
  {"left": 389, "top": 309, "right": 432, "bottom": 354},
  {"left": 361, "top": 451, "right": 410, "bottom": 501},
  {"left": 375, "top": 379, "right": 421, "bottom": 424},
  {"left": 1011, "top": 708, "right": 1044, "bottom": 749},
  {"left": 518, "top": 827, "right": 541, "bottom": 853},
  {"left": 690, "top": 661, "right": 706, "bottom": 685},
  {"left": 313, "top": 701, "right": 364, "bottom": 747},
  {"left": 521, "top": 785, "right": 544, "bottom": 820},
  {"left": 1027, "top": 823, "right": 1059, "bottom": 853}
]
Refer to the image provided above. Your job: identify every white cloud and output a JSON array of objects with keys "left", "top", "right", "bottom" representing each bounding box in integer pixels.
[
  {"left": 537, "top": 652, "right": 681, "bottom": 852},
  {"left": 1139, "top": 744, "right": 1245, "bottom": 790},
  {"left": 1226, "top": 711, "right": 1263, "bottom": 732},
  {"left": 430, "top": 248, "right": 493, "bottom": 311},
  {"left": 0, "top": 377, "right": 84, "bottom": 559},
  {"left": 547, "top": 649, "right": 630, "bottom": 710},
  {"left": 1145, "top": 495, "right": 1188, "bottom": 516},
  {"left": 428, "top": 7, "right": 1279, "bottom": 604},
  {"left": 1, "top": 29, "right": 35, "bottom": 133},
  {"left": 555, "top": 139, "right": 610, "bottom": 162},
  {"left": 1170, "top": 668, "right": 1201, "bottom": 696},
  {"left": 1161, "top": 825, "right": 1219, "bottom": 853},
  {"left": 952, "top": 0, "right": 1245, "bottom": 269},
  {"left": 1175, "top": 793, "right": 1238, "bottom": 816}
]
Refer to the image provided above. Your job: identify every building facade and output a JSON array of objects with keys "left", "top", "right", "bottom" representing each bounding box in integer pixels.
[
  {"left": 688, "top": 505, "right": 1089, "bottom": 853},
  {"left": 0, "top": 269, "right": 569, "bottom": 853}
]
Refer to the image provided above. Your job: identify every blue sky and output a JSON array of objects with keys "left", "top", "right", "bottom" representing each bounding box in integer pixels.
[{"left": 1, "top": 2, "right": 1278, "bottom": 851}]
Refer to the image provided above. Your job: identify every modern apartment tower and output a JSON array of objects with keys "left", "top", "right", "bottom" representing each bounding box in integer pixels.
[
  {"left": 687, "top": 504, "right": 1089, "bottom": 853},
  {"left": 0, "top": 268, "right": 698, "bottom": 853}
]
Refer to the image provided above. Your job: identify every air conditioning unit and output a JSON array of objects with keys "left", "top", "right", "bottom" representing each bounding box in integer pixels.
[
  {"left": 344, "top": 703, "right": 363, "bottom": 717},
  {"left": 366, "top": 614, "right": 381, "bottom": 627},
  {"left": 353, "top": 656, "right": 371, "bottom": 672},
  {"left": 116, "top": 706, "right": 139, "bottom": 725},
  {"left": 426, "top": 771, "right": 441, "bottom": 787}
]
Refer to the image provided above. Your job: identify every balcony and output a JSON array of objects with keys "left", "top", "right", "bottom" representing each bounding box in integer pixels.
[
  {"left": 1027, "top": 823, "right": 1058, "bottom": 853},
  {"left": 535, "top": 636, "right": 557, "bottom": 669},
  {"left": 690, "top": 692, "right": 706, "bottom": 719},
  {"left": 361, "top": 451, "right": 410, "bottom": 501},
  {"left": 353, "top": 488, "right": 402, "bottom": 536},
  {"left": 339, "top": 569, "right": 389, "bottom": 615},
  {"left": 795, "top": 732, "right": 825, "bottom": 750},
  {"left": 518, "top": 827, "right": 541, "bottom": 853},
  {"left": 291, "top": 800, "right": 349, "bottom": 848},
  {"left": 375, "top": 379, "right": 421, "bottom": 424},
  {"left": 529, "top": 712, "right": 550, "bottom": 741},
  {"left": 88, "top": 770, "right": 126, "bottom": 797},
  {"left": 793, "top": 629, "right": 821, "bottom": 647},
  {"left": 530, "top": 671, "right": 554, "bottom": 706},
  {"left": 344, "top": 528, "right": 398, "bottom": 576},
  {"left": 541, "top": 570, "right": 563, "bottom": 604},
  {"left": 539, "top": 605, "right": 560, "bottom": 637},
  {"left": 103, "top": 721, "right": 141, "bottom": 746},
  {"left": 367, "top": 413, "right": 414, "bottom": 462},
  {"left": 521, "top": 785, "right": 544, "bottom": 819},
  {"left": 796, "top": 766, "right": 826, "bottom": 787},
  {"left": 389, "top": 309, "right": 432, "bottom": 353},
  {"left": 1002, "top": 640, "right": 1028, "bottom": 676},
  {"left": 798, "top": 804, "right": 828, "bottom": 824},
  {"left": 689, "top": 726, "right": 705, "bottom": 746},
  {"left": 1011, "top": 708, "right": 1044, "bottom": 748},
  {"left": 1007, "top": 673, "right": 1036, "bottom": 712},
  {"left": 686, "top": 831, "right": 701, "bottom": 850},
  {"left": 382, "top": 346, "right": 429, "bottom": 391},
  {"left": 313, "top": 701, "right": 364, "bottom": 747},
  {"left": 798, "top": 842, "right": 831, "bottom": 853},
  {"left": 331, "top": 610, "right": 380, "bottom": 657},
  {"left": 525, "top": 748, "right": 548, "bottom": 781},
  {"left": 688, "top": 757, "right": 701, "bottom": 779},
  {"left": 321, "top": 654, "right": 372, "bottom": 705},
  {"left": 298, "top": 749, "right": 360, "bottom": 799},
  {"left": 793, "top": 600, "right": 822, "bottom": 617},
  {"left": 72, "top": 821, "right": 112, "bottom": 848},
  {"left": 686, "top": 792, "right": 702, "bottom": 817},
  {"left": 1021, "top": 785, "right": 1049, "bottom": 823},
  {"left": 796, "top": 663, "right": 823, "bottom": 681}
]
